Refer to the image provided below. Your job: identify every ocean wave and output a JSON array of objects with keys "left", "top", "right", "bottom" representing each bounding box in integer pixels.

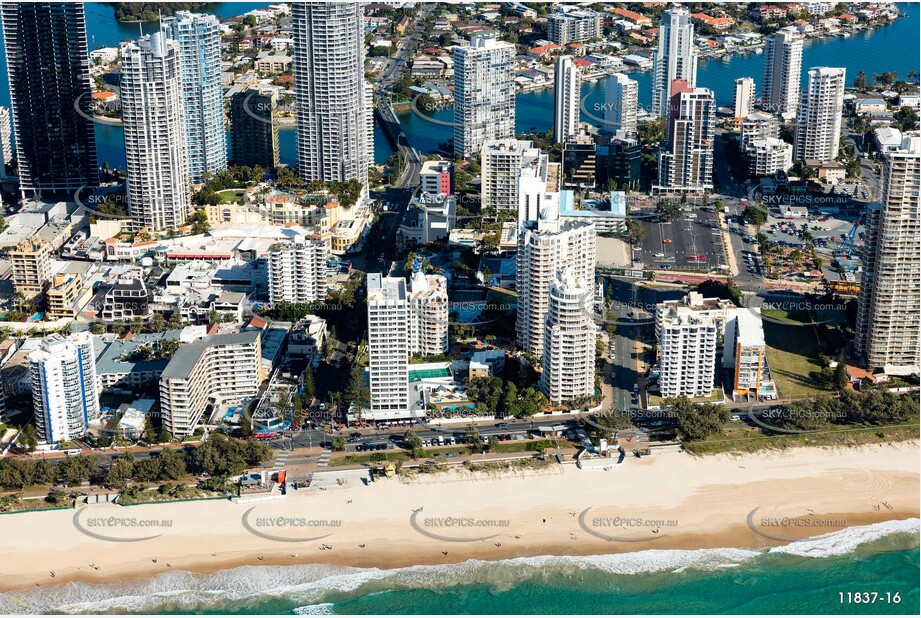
[
  {"left": 768, "top": 517, "right": 920, "bottom": 558},
  {"left": 2, "top": 519, "right": 917, "bottom": 614},
  {"left": 293, "top": 603, "right": 335, "bottom": 614}
]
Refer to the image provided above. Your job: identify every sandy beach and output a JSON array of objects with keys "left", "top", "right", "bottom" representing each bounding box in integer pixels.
[{"left": 0, "top": 442, "right": 917, "bottom": 593}]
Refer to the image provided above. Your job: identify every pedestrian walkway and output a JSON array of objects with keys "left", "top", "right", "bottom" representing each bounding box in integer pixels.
[{"left": 316, "top": 449, "right": 332, "bottom": 468}]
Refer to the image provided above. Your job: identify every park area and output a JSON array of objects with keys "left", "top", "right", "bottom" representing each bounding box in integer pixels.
[{"left": 762, "top": 308, "right": 832, "bottom": 399}]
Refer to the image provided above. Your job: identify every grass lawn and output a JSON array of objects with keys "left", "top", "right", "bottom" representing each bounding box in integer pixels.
[
  {"left": 329, "top": 451, "right": 410, "bottom": 467},
  {"left": 685, "top": 423, "right": 920, "bottom": 456},
  {"left": 763, "top": 319, "right": 831, "bottom": 398},
  {"left": 814, "top": 307, "right": 848, "bottom": 327},
  {"left": 217, "top": 189, "right": 246, "bottom": 204},
  {"left": 648, "top": 388, "right": 724, "bottom": 408},
  {"left": 761, "top": 307, "right": 811, "bottom": 324}
]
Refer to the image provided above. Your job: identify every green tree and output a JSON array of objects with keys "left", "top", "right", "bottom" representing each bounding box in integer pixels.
[
  {"left": 667, "top": 397, "right": 728, "bottom": 441},
  {"left": 332, "top": 436, "right": 347, "bottom": 451},
  {"left": 239, "top": 413, "right": 253, "bottom": 438},
  {"left": 894, "top": 106, "right": 920, "bottom": 131},
  {"left": 302, "top": 367, "right": 316, "bottom": 402},
  {"left": 693, "top": 279, "right": 743, "bottom": 306},
  {"left": 742, "top": 205, "right": 768, "bottom": 227},
  {"left": 343, "top": 366, "right": 370, "bottom": 412},
  {"left": 655, "top": 200, "right": 682, "bottom": 222},
  {"left": 18, "top": 424, "right": 38, "bottom": 453},
  {"left": 853, "top": 70, "right": 868, "bottom": 91},
  {"left": 142, "top": 417, "right": 157, "bottom": 445}
]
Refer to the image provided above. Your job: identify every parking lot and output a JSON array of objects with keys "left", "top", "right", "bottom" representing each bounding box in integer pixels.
[{"left": 633, "top": 208, "right": 727, "bottom": 273}]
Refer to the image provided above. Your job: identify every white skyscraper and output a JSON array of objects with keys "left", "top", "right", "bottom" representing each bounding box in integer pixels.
[
  {"left": 29, "top": 332, "right": 99, "bottom": 443},
  {"left": 408, "top": 261, "right": 449, "bottom": 357},
  {"left": 481, "top": 139, "right": 545, "bottom": 211},
  {"left": 604, "top": 73, "right": 639, "bottom": 135},
  {"left": 762, "top": 28, "right": 803, "bottom": 119},
  {"left": 794, "top": 67, "right": 846, "bottom": 162},
  {"left": 120, "top": 32, "right": 190, "bottom": 231},
  {"left": 553, "top": 55, "right": 581, "bottom": 144},
  {"left": 267, "top": 237, "right": 328, "bottom": 304},
  {"left": 652, "top": 8, "right": 697, "bottom": 118},
  {"left": 367, "top": 273, "right": 410, "bottom": 414},
  {"left": 292, "top": 2, "right": 372, "bottom": 186},
  {"left": 656, "top": 80, "right": 715, "bottom": 193},
  {"left": 516, "top": 208, "right": 596, "bottom": 357},
  {"left": 733, "top": 77, "right": 756, "bottom": 119},
  {"left": 855, "top": 134, "right": 921, "bottom": 375},
  {"left": 657, "top": 314, "right": 718, "bottom": 399},
  {"left": 540, "top": 268, "right": 596, "bottom": 404},
  {"left": 453, "top": 33, "right": 516, "bottom": 158},
  {"left": 161, "top": 11, "right": 227, "bottom": 183}
]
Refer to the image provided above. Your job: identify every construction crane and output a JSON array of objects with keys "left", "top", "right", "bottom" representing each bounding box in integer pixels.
[{"left": 833, "top": 214, "right": 863, "bottom": 266}]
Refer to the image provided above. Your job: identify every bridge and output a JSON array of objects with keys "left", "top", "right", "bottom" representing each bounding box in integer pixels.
[{"left": 375, "top": 99, "right": 422, "bottom": 188}]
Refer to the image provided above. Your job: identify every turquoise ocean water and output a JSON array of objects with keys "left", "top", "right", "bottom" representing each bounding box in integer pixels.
[{"left": 0, "top": 519, "right": 917, "bottom": 614}]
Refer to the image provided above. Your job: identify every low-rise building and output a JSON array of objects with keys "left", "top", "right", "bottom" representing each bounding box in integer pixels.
[{"left": 725, "top": 310, "right": 777, "bottom": 400}]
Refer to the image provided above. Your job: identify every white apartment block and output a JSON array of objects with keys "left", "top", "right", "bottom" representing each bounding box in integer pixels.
[
  {"left": 553, "top": 56, "right": 581, "bottom": 144},
  {"left": 481, "top": 139, "right": 545, "bottom": 211},
  {"left": 516, "top": 208, "right": 596, "bottom": 357},
  {"left": 408, "top": 267, "right": 449, "bottom": 357},
  {"left": 367, "top": 274, "right": 410, "bottom": 414},
  {"left": 293, "top": 2, "right": 372, "bottom": 187},
  {"left": 517, "top": 163, "right": 559, "bottom": 224},
  {"left": 657, "top": 312, "right": 719, "bottom": 399},
  {"left": 453, "top": 34, "right": 516, "bottom": 158},
  {"left": 652, "top": 8, "right": 698, "bottom": 118},
  {"left": 267, "top": 237, "right": 328, "bottom": 304},
  {"left": 29, "top": 332, "right": 100, "bottom": 443},
  {"left": 740, "top": 111, "right": 781, "bottom": 149},
  {"left": 747, "top": 138, "right": 794, "bottom": 176},
  {"left": 604, "top": 73, "right": 638, "bottom": 135},
  {"left": 540, "top": 268, "right": 596, "bottom": 404},
  {"left": 656, "top": 82, "right": 715, "bottom": 193},
  {"left": 733, "top": 77, "right": 756, "bottom": 119},
  {"left": 762, "top": 28, "right": 803, "bottom": 118},
  {"left": 795, "top": 67, "right": 846, "bottom": 163},
  {"left": 655, "top": 292, "right": 737, "bottom": 348},
  {"left": 855, "top": 134, "right": 921, "bottom": 375},
  {"left": 159, "top": 331, "right": 262, "bottom": 437},
  {"left": 120, "top": 32, "right": 191, "bottom": 231},
  {"left": 547, "top": 8, "right": 601, "bottom": 45}
]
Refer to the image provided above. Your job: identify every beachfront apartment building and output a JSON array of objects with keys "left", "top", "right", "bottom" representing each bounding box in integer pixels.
[
  {"left": 292, "top": 2, "right": 372, "bottom": 187},
  {"left": 266, "top": 237, "right": 328, "bottom": 304},
  {"left": 762, "top": 28, "right": 803, "bottom": 118},
  {"left": 794, "top": 67, "right": 846, "bottom": 163},
  {"left": 655, "top": 292, "right": 737, "bottom": 399},
  {"left": 161, "top": 11, "right": 227, "bottom": 183},
  {"left": 657, "top": 312, "right": 719, "bottom": 399},
  {"left": 553, "top": 56, "right": 581, "bottom": 144},
  {"left": 725, "top": 310, "right": 776, "bottom": 401},
  {"left": 516, "top": 209, "right": 596, "bottom": 358},
  {"left": 603, "top": 73, "right": 639, "bottom": 135},
  {"left": 29, "top": 332, "right": 100, "bottom": 443},
  {"left": 367, "top": 274, "right": 411, "bottom": 414},
  {"left": 159, "top": 331, "right": 263, "bottom": 437},
  {"left": 0, "top": 2, "right": 98, "bottom": 197},
  {"left": 547, "top": 8, "right": 601, "bottom": 45},
  {"left": 655, "top": 81, "right": 715, "bottom": 194},
  {"left": 540, "top": 268, "right": 596, "bottom": 405},
  {"left": 120, "top": 32, "right": 191, "bottom": 232},
  {"left": 740, "top": 111, "right": 781, "bottom": 149},
  {"left": 481, "top": 139, "right": 546, "bottom": 211},
  {"left": 651, "top": 8, "right": 698, "bottom": 119},
  {"left": 733, "top": 77, "right": 756, "bottom": 119},
  {"left": 855, "top": 133, "right": 921, "bottom": 375},
  {"left": 453, "top": 33, "right": 516, "bottom": 158}
]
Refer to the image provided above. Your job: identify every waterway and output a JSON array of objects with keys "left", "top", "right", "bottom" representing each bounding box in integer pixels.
[{"left": 0, "top": 3, "right": 916, "bottom": 170}]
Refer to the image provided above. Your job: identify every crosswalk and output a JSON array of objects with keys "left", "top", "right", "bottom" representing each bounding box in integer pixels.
[
  {"left": 316, "top": 449, "right": 332, "bottom": 468},
  {"left": 271, "top": 451, "right": 289, "bottom": 470}
]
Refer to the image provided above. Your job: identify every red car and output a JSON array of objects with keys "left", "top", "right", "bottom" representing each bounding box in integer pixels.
[{"left": 663, "top": 239, "right": 673, "bottom": 244}]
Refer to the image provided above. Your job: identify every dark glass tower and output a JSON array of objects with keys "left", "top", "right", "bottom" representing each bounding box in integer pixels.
[
  {"left": 230, "top": 89, "right": 279, "bottom": 169},
  {"left": 1, "top": 2, "right": 97, "bottom": 197}
]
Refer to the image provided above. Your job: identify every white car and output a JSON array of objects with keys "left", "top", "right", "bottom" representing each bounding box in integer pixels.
[{"left": 655, "top": 252, "right": 665, "bottom": 258}]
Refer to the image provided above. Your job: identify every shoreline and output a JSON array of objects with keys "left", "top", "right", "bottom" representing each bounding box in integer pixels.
[{"left": 0, "top": 442, "right": 917, "bottom": 594}]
